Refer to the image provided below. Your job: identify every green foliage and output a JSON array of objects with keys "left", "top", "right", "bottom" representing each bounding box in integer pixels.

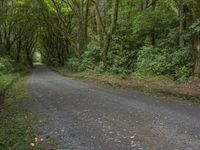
[
  {"left": 1, "top": 0, "right": 198, "bottom": 81},
  {"left": 0, "top": 76, "right": 58, "bottom": 149},
  {"left": 157, "top": 27, "right": 179, "bottom": 48},
  {"left": 136, "top": 46, "right": 171, "bottom": 75},
  {"left": 136, "top": 46, "right": 193, "bottom": 80},
  {"left": 66, "top": 40, "right": 101, "bottom": 72},
  {"left": 108, "top": 26, "right": 137, "bottom": 75},
  {"left": 133, "top": 9, "right": 178, "bottom": 43},
  {"left": 0, "top": 112, "right": 36, "bottom": 149},
  {"left": 45, "top": 57, "right": 59, "bottom": 67},
  {"left": 0, "top": 57, "right": 15, "bottom": 73},
  {"left": 80, "top": 40, "right": 101, "bottom": 71},
  {"left": 190, "top": 19, "right": 200, "bottom": 34},
  {"left": 65, "top": 58, "right": 81, "bottom": 72},
  {"left": 0, "top": 57, "right": 29, "bottom": 73},
  {"left": 0, "top": 74, "right": 16, "bottom": 92},
  {"left": 0, "top": 77, "right": 34, "bottom": 150}
]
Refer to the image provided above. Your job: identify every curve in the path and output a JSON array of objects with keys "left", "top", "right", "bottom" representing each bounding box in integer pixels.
[{"left": 25, "top": 64, "right": 200, "bottom": 150}]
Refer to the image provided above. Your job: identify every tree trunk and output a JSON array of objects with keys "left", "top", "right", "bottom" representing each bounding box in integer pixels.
[
  {"left": 5, "top": 41, "right": 11, "bottom": 55},
  {"left": 193, "top": 0, "right": 200, "bottom": 77},
  {"left": 95, "top": 0, "right": 105, "bottom": 43},
  {"left": 151, "top": 0, "right": 156, "bottom": 46},
  {"left": 16, "top": 35, "right": 22, "bottom": 63},
  {"left": 84, "top": 0, "right": 90, "bottom": 45},
  {"left": 177, "top": 0, "right": 185, "bottom": 48},
  {"left": 0, "top": 31, "right": 2, "bottom": 45},
  {"left": 26, "top": 49, "right": 33, "bottom": 68},
  {"left": 194, "top": 35, "right": 200, "bottom": 77},
  {"left": 101, "top": 0, "right": 119, "bottom": 68},
  {"left": 141, "top": 0, "right": 144, "bottom": 11}
]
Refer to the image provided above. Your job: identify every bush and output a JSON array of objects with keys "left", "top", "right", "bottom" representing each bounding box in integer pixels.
[
  {"left": 136, "top": 46, "right": 171, "bottom": 75},
  {"left": 0, "top": 57, "right": 15, "bottom": 73},
  {"left": 65, "top": 58, "right": 81, "bottom": 72},
  {"left": 65, "top": 40, "right": 101, "bottom": 72},
  {"left": 0, "top": 74, "right": 16, "bottom": 92},
  {"left": 45, "top": 57, "right": 59, "bottom": 67},
  {"left": 80, "top": 40, "right": 101, "bottom": 70},
  {"left": 0, "top": 57, "right": 29, "bottom": 74},
  {"left": 107, "top": 27, "right": 138, "bottom": 75},
  {"left": 136, "top": 46, "right": 193, "bottom": 80},
  {"left": 14, "top": 64, "right": 30, "bottom": 72},
  {"left": 176, "top": 66, "right": 192, "bottom": 81}
]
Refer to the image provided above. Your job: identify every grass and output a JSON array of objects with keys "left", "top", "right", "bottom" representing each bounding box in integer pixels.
[
  {"left": 0, "top": 76, "right": 35, "bottom": 149},
  {"left": 53, "top": 67, "right": 200, "bottom": 104},
  {"left": 0, "top": 74, "right": 58, "bottom": 149},
  {"left": 0, "top": 74, "right": 17, "bottom": 92}
]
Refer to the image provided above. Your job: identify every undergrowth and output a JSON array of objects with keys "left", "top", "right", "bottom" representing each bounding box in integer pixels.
[{"left": 0, "top": 76, "right": 57, "bottom": 149}]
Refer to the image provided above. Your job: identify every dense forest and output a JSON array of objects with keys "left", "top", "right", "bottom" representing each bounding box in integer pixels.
[{"left": 0, "top": 0, "right": 200, "bottom": 81}]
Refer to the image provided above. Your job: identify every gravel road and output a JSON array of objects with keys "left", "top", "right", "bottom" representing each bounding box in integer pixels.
[{"left": 25, "top": 64, "right": 200, "bottom": 150}]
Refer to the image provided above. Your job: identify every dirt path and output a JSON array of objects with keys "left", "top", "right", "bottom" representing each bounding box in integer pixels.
[{"left": 25, "top": 64, "right": 200, "bottom": 150}]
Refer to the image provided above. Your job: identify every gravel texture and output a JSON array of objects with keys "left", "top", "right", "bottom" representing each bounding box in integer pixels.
[{"left": 25, "top": 64, "right": 200, "bottom": 150}]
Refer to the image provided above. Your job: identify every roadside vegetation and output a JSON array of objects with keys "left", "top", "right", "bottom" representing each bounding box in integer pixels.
[
  {"left": 0, "top": 74, "right": 58, "bottom": 149},
  {"left": 40, "top": 0, "right": 199, "bottom": 102},
  {"left": 0, "top": 58, "right": 26, "bottom": 106},
  {"left": 0, "top": 6, "right": 55, "bottom": 147},
  {"left": 0, "top": 76, "right": 35, "bottom": 149},
  {"left": 38, "top": 0, "right": 200, "bottom": 83},
  {"left": 54, "top": 67, "right": 200, "bottom": 104}
]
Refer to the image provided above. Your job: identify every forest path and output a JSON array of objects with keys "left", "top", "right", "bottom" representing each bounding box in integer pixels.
[{"left": 25, "top": 64, "right": 200, "bottom": 150}]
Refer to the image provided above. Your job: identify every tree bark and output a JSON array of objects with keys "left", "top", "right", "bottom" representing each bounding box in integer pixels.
[
  {"left": 101, "top": 0, "right": 119, "bottom": 68},
  {"left": 177, "top": 0, "right": 185, "bottom": 48},
  {"left": 151, "top": 0, "right": 156, "bottom": 46},
  {"left": 95, "top": 0, "right": 105, "bottom": 43},
  {"left": 84, "top": 0, "right": 90, "bottom": 45},
  {"left": 193, "top": 0, "right": 200, "bottom": 77},
  {"left": 26, "top": 48, "right": 33, "bottom": 68},
  {"left": 16, "top": 35, "right": 22, "bottom": 63}
]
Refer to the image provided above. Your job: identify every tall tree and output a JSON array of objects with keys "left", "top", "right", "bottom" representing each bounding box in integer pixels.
[
  {"left": 193, "top": 0, "right": 200, "bottom": 77},
  {"left": 92, "top": 0, "right": 119, "bottom": 67}
]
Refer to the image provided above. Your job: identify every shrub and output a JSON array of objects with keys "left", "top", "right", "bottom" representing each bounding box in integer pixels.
[
  {"left": 13, "top": 64, "right": 29, "bottom": 72},
  {"left": 46, "top": 58, "right": 59, "bottom": 67},
  {"left": 65, "top": 58, "right": 81, "bottom": 72},
  {"left": 80, "top": 40, "right": 101, "bottom": 70},
  {"left": 107, "top": 28, "right": 138, "bottom": 75},
  {"left": 65, "top": 40, "right": 101, "bottom": 72},
  {"left": 136, "top": 46, "right": 171, "bottom": 75},
  {"left": 0, "top": 57, "right": 29, "bottom": 74},
  {"left": 136, "top": 46, "right": 193, "bottom": 80},
  {"left": 0, "top": 74, "right": 16, "bottom": 92},
  {"left": 0, "top": 57, "right": 15, "bottom": 73}
]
